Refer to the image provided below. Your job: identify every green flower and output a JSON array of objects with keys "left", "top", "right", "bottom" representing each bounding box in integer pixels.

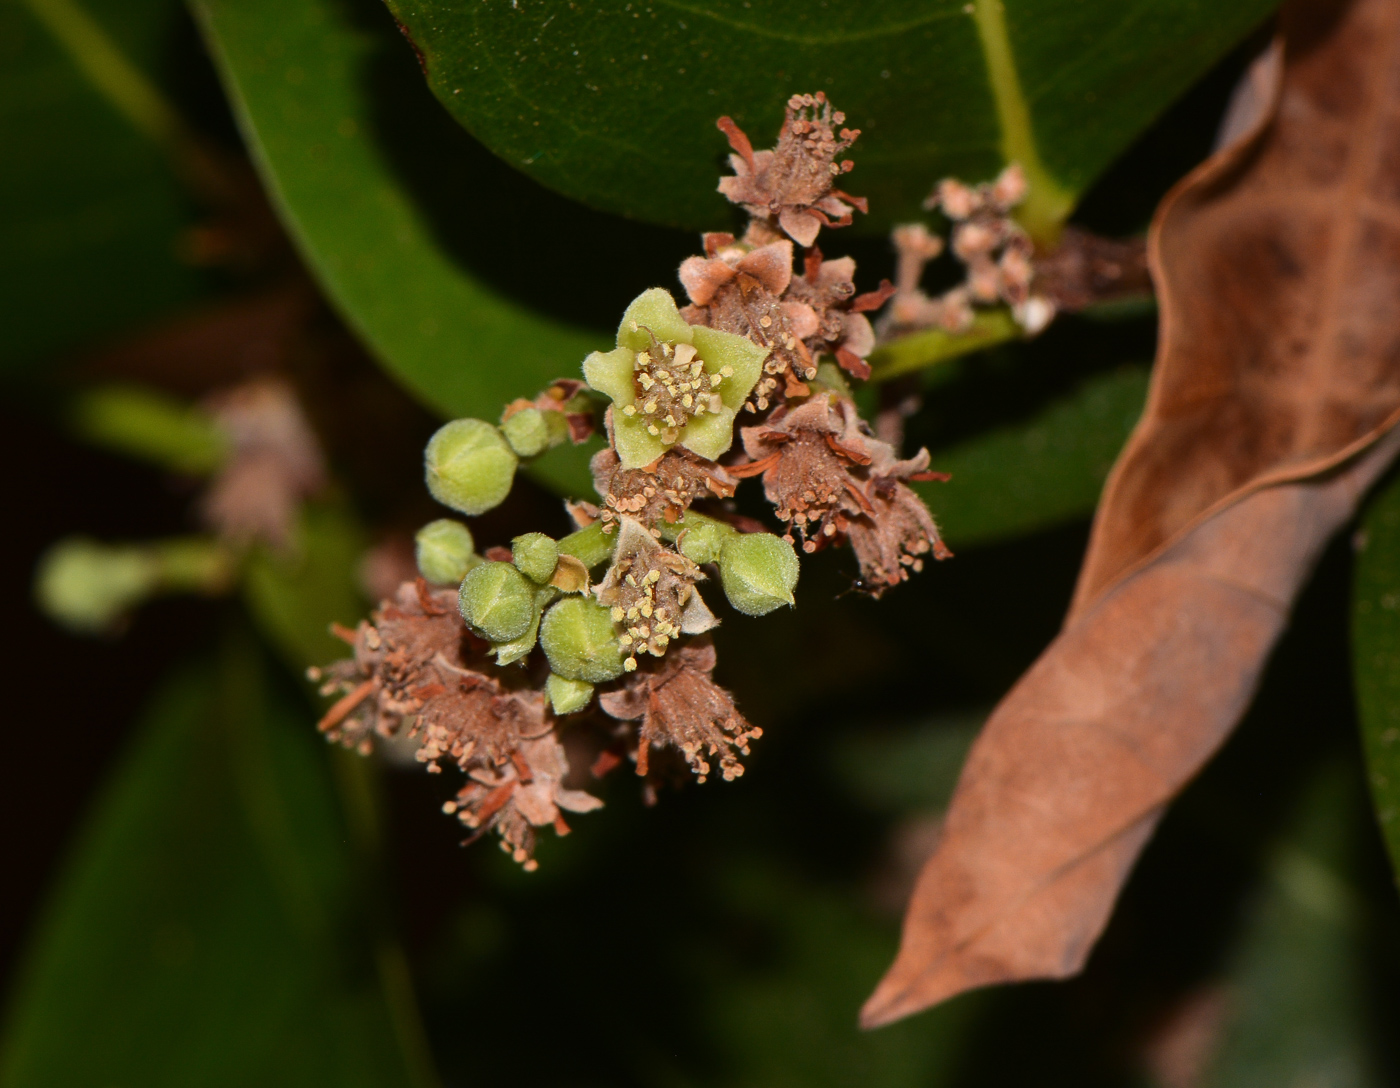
[{"left": 582, "top": 288, "right": 766, "bottom": 470}]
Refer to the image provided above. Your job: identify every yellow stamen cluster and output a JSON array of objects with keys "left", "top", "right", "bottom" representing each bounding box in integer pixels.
[
  {"left": 611, "top": 557, "right": 685, "bottom": 671},
  {"left": 620, "top": 326, "right": 733, "bottom": 443}
]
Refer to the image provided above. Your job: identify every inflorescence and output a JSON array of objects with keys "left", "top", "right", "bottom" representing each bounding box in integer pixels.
[{"left": 313, "top": 92, "right": 1043, "bottom": 867}]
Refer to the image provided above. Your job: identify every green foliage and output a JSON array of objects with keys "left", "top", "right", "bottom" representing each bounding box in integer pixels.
[
  {"left": 1194, "top": 767, "right": 1383, "bottom": 1088},
  {"left": 189, "top": 0, "right": 602, "bottom": 425},
  {"left": 0, "top": 0, "right": 206, "bottom": 375},
  {"left": 385, "top": 0, "right": 1274, "bottom": 234},
  {"left": 0, "top": 641, "right": 423, "bottom": 1087},
  {"left": 71, "top": 384, "right": 228, "bottom": 475},
  {"left": 701, "top": 866, "right": 978, "bottom": 1088},
  {"left": 920, "top": 365, "right": 1150, "bottom": 548},
  {"left": 1351, "top": 468, "right": 1400, "bottom": 887},
  {"left": 242, "top": 502, "right": 368, "bottom": 670}
]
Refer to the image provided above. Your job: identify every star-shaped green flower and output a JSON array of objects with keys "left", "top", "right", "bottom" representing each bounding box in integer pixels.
[{"left": 583, "top": 288, "right": 766, "bottom": 470}]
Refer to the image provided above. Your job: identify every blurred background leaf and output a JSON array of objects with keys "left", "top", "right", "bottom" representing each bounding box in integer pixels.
[
  {"left": 0, "top": 0, "right": 206, "bottom": 376},
  {"left": 190, "top": 0, "right": 602, "bottom": 426},
  {"left": 918, "top": 364, "right": 1148, "bottom": 549},
  {"left": 0, "top": 634, "right": 431, "bottom": 1087},
  {"left": 386, "top": 0, "right": 1276, "bottom": 236},
  {"left": 1351, "top": 468, "right": 1400, "bottom": 888},
  {"left": 1189, "top": 766, "right": 1384, "bottom": 1088}
]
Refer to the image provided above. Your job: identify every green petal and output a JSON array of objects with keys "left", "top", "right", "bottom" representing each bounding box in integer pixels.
[
  {"left": 679, "top": 408, "right": 737, "bottom": 461},
  {"left": 613, "top": 411, "right": 669, "bottom": 469},
  {"left": 691, "top": 325, "right": 766, "bottom": 409},
  {"left": 582, "top": 346, "right": 637, "bottom": 406},
  {"left": 617, "top": 288, "right": 692, "bottom": 351}
]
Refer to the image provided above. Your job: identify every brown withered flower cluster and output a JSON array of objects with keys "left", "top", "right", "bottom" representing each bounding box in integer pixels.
[
  {"left": 717, "top": 92, "right": 866, "bottom": 248},
  {"left": 884, "top": 164, "right": 1056, "bottom": 337},
  {"left": 740, "top": 393, "right": 951, "bottom": 593},
  {"left": 317, "top": 94, "right": 975, "bottom": 868}
]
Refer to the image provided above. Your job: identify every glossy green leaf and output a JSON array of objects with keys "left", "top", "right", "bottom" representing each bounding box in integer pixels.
[
  {"left": 918, "top": 364, "right": 1149, "bottom": 548},
  {"left": 0, "top": 640, "right": 426, "bottom": 1087},
  {"left": 190, "top": 0, "right": 602, "bottom": 436},
  {"left": 0, "top": 0, "right": 206, "bottom": 375},
  {"left": 386, "top": 0, "right": 1275, "bottom": 237},
  {"left": 1350, "top": 468, "right": 1400, "bottom": 888}
]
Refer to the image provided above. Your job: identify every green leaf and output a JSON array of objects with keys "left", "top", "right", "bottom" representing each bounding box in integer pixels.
[
  {"left": 1194, "top": 766, "right": 1383, "bottom": 1088},
  {"left": 918, "top": 364, "right": 1149, "bottom": 548},
  {"left": 190, "top": 0, "right": 603, "bottom": 429},
  {"left": 1350, "top": 468, "right": 1400, "bottom": 888},
  {"left": 831, "top": 710, "right": 984, "bottom": 815},
  {"left": 0, "top": 638, "right": 428, "bottom": 1087},
  {"left": 242, "top": 501, "right": 369, "bottom": 671},
  {"left": 385, "top": 0, "right": 1276, "bottom": 237},
  {"left": 701, "top": 865, "right": 979, "bottom": 1088},
  {"left": 0, "top": 0, "right": 206, "bottom": 375}
]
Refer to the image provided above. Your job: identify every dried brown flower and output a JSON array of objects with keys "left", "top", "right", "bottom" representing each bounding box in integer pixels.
[
  {"left": 784, "top": 248, "right": 893, "bottom": 381},
  {"left": 680, "top": 235, "right": 818, "bottom": 404},
  {"left": 717, "top": 92, "right": 867, "bottom": 248},
  {"left": 311, "top": 579, "right": 598, "bottom": 866},
  {"left": 593, "top": 516, "right": 717, "bottom": 668},
  {"left": 740, "top": 392, "right": 951, "bottom": 593},
  {"left": 200, "top": 377, "right": 325, "bottom": 549},
  {"left": 599, "top": 638, "right": 760, "bottom": 782},
  {"left": 443, "top": 733, "right": 603, "bottom": 871},
  {"left": 590, "top": 445, "right": 737, "bottom": 530}
]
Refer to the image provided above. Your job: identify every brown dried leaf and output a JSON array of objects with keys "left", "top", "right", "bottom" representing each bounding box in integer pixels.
[{"left": 863, "top": 0, "right": 1400, "bottom": 1028}]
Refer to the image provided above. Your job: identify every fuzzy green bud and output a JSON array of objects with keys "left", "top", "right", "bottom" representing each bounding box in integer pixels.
[
  {"left": 511, "top": 532, "right": 559, "bottom": 584},
  {"left": 36, "top": 540, "right": 159, "bottom": 634},
  {"left": 718, "top": 532, "right": 799, "bottom": 616},
  {"left": 540, "top": 597, "right": 625, "bottom": 682},
  {"left": 546, "top": 673, "right": 595, "bottom": 715},
  {"left": 424, "top": 419, "right": 518, "bottom": 516},
  {"left": 500, "top": 407, "right": 570, "bottom": 458},
  {"left": 415, "top": 518, "right": 478, "bottom": 585},
  {"left": 34, "top": 536, "right": 232, "bottom": 634},
  {"left": 676, "top": 518, "right": 734, "bottom": 565},
  {"left": 458, "top": 561, "right": 535, "bottom": 642}
]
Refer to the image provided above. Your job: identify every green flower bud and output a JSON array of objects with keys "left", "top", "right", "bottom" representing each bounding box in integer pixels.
[
  {"left": 34, "top": 536, "right": 232, "bottom": 634},
  {"left": 490, "top": 585, "right": 557, "bottom": 666},
  {"left": 512, "top": 532, "right": 559, "bottom": 584},
  {"left": 546, "top": 673, "right": 595, "bottom": 715},
  {"left": 501, "top": 407, "right": 550, "bottom": 457},
  {"left": 415, "top": 518, "right": 478, "bottom": 585},
  {"left": 500, "top": 406, "right": 569, "bottom": 458},
  {"left": 718, "top": 532, "right": 799, "bottom": 616},
  {"left": 424, "top": 418, "right": 518, "bottom": 516},
  {"left": 35, "top": 539, "right": 160, "bottom": 634},
  {"left": 676, "top": 517, "right": 734, "bottom": 565},
  {"left": 458, "top": 561, "right": 535, "bottom": 642},
  {"left": 540, "top": 596, "right": 625, "bottom": 682}
]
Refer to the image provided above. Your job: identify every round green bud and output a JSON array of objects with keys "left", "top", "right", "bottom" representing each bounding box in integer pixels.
[
  {"left": 718, "top": 532, "right": 799, "bottom": 616},
  {"left": 540, "top": 597, "right": 625, "bottom": 682},
  {"left": 546, "top": 673, "right": 595, "bottom": 715},
  {"left": 415, "top": 518, "right": 477, "bottom": 585},
  {"left": 677, "top": 519, "right": 733, "bottom": 565},
  {"left": 501, "top": 407, "right": 551, "bottom": 458},
  {"left": 512, "top": 532, "right": 559, "bottom": 584},
  {"left": 424, "top": 419, "right": 518, "bottom": 516},
  {"left": 35, "top": 538, "right": 160, "bottom": 634},
  {"left": 458, "top": 561, "right": 535, "bottom": 642}
]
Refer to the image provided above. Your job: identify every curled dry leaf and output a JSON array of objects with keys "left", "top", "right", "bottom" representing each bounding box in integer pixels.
[{"left": 863, "top": 0, "right": 1400, "bottom": 1028}]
